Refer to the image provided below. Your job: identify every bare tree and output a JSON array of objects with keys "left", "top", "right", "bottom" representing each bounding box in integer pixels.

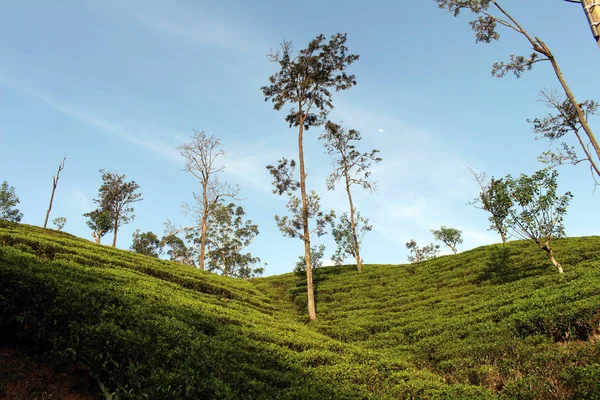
[
  {"left": 262, "top": 33, "right": 359, "bottom": 320},
  {"left": 178, "top": 129, "right": 240, "bottom": 270},
  {"left": 437, "top": 0, "right": 600, "bottom": 184},
  {"left": 320, "top": 121, "right": 381, "bottom": 272},
  {"left": 43, "top": 156, "right": 66, "bottom": 229}
]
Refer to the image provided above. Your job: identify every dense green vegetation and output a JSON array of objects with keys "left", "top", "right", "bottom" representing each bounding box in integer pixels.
[{"left": 2, "top": 223, "right": 600, "bottom": 398}]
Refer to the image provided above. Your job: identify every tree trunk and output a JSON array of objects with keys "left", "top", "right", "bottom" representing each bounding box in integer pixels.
[
  {"left": 500, "top": 231, "right": 507, "bottom": 244},
  {"left": 539, "top": 240, "right": 564, "bottom": 273},
  {"left": 451, "top": 246, "right": 457, "bottom": 255},
  {"left": 298, "top": 122, "right": 316, "bottom": 321},
  {"left": 43, "top": 176, "right": 57, "bottom": 229},
  {"left": 112, "top": 216, "right": 119, "bottom": 248},
  {"left": 199, "top": 184, "right": 208, "bottom": 271},
  {"left": 344, "top": 174, "right": 361, "bottom": 272}
]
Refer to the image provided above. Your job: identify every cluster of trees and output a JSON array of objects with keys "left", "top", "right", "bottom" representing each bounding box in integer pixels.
[{"left": 406, "top": 227, "right": 463, "bottom": 263}]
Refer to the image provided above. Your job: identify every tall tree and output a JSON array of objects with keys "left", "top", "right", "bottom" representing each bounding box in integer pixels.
[
  {"left": 43, "top": 156, "right": 66, "bottom": 229},
  {"left": 469, "top": 168, "right": 511, "bottom": 244},
  {"left": 0, "top": 181, "right": 23, "bottom": 223},
  {"left": 436, "top": 0, "right": 600, "bottom": 184},
  {"left": 504, "top": 169, "right": 572, "bottom": 273},
  {"left": 83, "top": 209, "right": 113, "bottom": 244},
  {"left": 130, "top": 230, "right": 162, "bottom": 258},
  {"left": 178, "top": 129, "right": 239, "bottom": 270},
  {"left": 294, "top": 244, "right": 326, "bottom": 277},
  {"left": 266, "top": 158, "right": 335, "bottom": 320},
  {"left": 431, "top": 226, "right": 463, "bottom": 255},
  {"left": 204, "top": 201, "right": 264, "bottom": 279},
  {"left": 330, "top": 211, "right": 372, "bottom": 267},
  {"left": 262, "top": 33, "right": 359, "bottom": 320},
  {"left": 92, "top": 170, "right": 143, "bottom": 247},
  {"left": 320, "top": 121, "right": 381, "bottom": 272}
]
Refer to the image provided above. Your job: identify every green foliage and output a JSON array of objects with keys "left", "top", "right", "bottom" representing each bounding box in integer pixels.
[
  {"left": 274, "top": 191, "right": 335, "bottom": 241},
  {"left": 294, "top": 244, "right": 326, "bottom": 277},
  {"left": 3, "top": 224, "right": 600, "bottom": 398},
  {"left": 0, "top": 181, "right": 23, "bottom": 223},
  {"left": 431, "top": 226, "right": 463, "bottom": 254},
  {"left": 82, "top": 209, "right": 113, "bottom": 244},
  {"left": 205, "top": 202, "right": 264, "bottom": 279},
  {"left": 505, "top": 169, "right": 571, "bottom": 240},
  {"left": 90, "top": 169, "right": 143, "bottom": 247},
  {"left": 130, "top": 229, "right": 162, "bottom": 257},
  {"left": 160, "top": 234, "right": 195, "bottom": 266},
  {"left": 470, "top": 169, "right": 511, "bottom": 243},
  {"left": 405, "top": 239, "right": 440, "bottom": 263},
  {"left": 51, "top": 216, "right": 66, "bottom": 231},
  {"left": 331, "top": 211, "right": 371, "bottom": 265}
]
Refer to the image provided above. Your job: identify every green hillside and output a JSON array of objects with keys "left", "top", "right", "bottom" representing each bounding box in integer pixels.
[{"left": 2, "top": 223, "right": 600, "bottom": 399}]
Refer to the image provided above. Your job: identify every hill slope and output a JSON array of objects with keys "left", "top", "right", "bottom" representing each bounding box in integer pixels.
[{"left": 1, "top": 223, "right": 600, "bottom": 399}]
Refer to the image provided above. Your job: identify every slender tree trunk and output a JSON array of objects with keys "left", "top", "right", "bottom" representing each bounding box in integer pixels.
[
  {"left": 344, "top": 175, "right": 362, "bottom": 272},
  {"left": 112, "top": 214, "right": 119, "bottom": 248},
  {"left": 500, "top": 231, "right": 507, "bottom": 244},
  {"left": 199, "top": 184, "right": 208, "bottom": 271},
  {"left": 298, "top": 121, "right": 316, "bottom": 321},
  {"left": 539, "top": 240, "right": 564, "bottom": 273},
  {"left": 451, "top": 246, "right": 457, "bottom": 255},
  {"left": 43, "top": 157, "right": 66, "bottom": 229}
]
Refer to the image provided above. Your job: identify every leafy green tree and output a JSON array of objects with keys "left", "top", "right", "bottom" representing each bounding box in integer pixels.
[
  {"left": 504, "top": 169, "right": 572, "bottom": 273},
  {"left": 83, "top": 209, "right": 113, "bottom": 244},
  {"left": 320, "top": 121, "right": 381, "bottom": 272},
  {"left": 262, "top": 33, "right": 359, "bottom": 320},
  {"left": 92, "top": 170, "right": 143, "bottom": 247},
  {"left": 130, "top": 230, "right": 162, "bottom": 258},
  {"left": 160, "top": 234, "right": 195, "bottom": 266},
  {"left": 294, "top": 244, "right": 326, "bottom": 278},
  {"left": 52, "top": 216, "right": 67, "bottom": 231},
  {"left": 405, "top": 240, "right": 440, "bottom": 263},
  {"left": 436, "top": 0, "right": 600, "bottom": 184},
  {"left": 330, "top": 211, "right": 372, "bottom": 267},
  {"left": 469, "top": 168, "right": 511, "bottom": 244},
  {"left": 43, "top": 156, "right": 66, "bottom": 229},
  {"left": 431, "top": 226, "right": 463, "bottom": 255},
  {"left": 178, "top": 129, "right": 240, "bottom": 271},
  {"left": 0, "top": 181, "right": 23, "bottom": 223},
  {"left": 204, "top": 201, "right": 264, "bottom": 279}
]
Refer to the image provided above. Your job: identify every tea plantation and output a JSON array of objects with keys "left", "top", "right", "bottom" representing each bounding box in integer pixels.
[{"left": 2, "top": 223, "right": 600, "bottom": 399}]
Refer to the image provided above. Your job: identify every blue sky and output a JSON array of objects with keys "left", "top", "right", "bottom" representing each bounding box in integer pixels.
[{"left": 1, "top": 0, "right": 598, "bottom": 276}]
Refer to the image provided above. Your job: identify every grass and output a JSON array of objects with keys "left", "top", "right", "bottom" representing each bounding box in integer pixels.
[{"left": 1, "top": 222, "right": 600, "bottom": 398}]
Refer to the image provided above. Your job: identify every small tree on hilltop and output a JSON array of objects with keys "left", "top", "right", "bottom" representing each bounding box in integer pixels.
[
  {"left": 320, "top": 121, "right": 381, "bottom": 272},
  {"left": 504, "top": 169, "right": 572, "bottom": 273},
  {"left": 0, "top": 181, "right": 23, "bottom": 223},
  {"left": 161, "top": 233, "right": 195, "bottom": 266},
  {"left": 406, "top": 240, "right": 440, "bottom": 263},
  {"left": 131, "top": 230, "right": 162, "bottom": 258},
  {"left": 469, "top": 168, "right": 511, "bottom": 244},
  {"left": 294, "top": 244, "right": 326, "bottom": 278},
  {"left": 83, "top": 209, "right": 113, "bottom": 244},
  {"left": 262, "top": 33, "right": 359, "bottom": 320},
  {"left": 204, "top": 201, "right": 264, "bottom": 279},
  {"left": 52, "top": 217, "right": 67, "bottom": 232},
  {"left": 431, "top": 226, "right": 463, "bottom": 255},
  {"left": 92, "top": 170, "right": 143, "bottom": 247}
]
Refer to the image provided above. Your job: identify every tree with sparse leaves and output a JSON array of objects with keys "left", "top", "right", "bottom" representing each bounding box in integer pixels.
[
  {"left": 178, "top": 129, "right": 240, "bottom": 271},
  {"left": 431, "top": 226, "right": 463, "bottom": 255},
  {"left": 436, "top": 0, "right": 600, "bottom": 185},
  {"left": 469, "top": 168, "right": 511, "bottom": 244},
  {"left": 130, "top": 230, "right": 162, "bottom": 258},
  {"left": 90, "top": 170, "right": 142, "bottom": 247},
  {"left": 330, "top": 211, "right": 372, "bottom": 267},
  {"left": 204, "top": 201, "right": 264, "bottom": 279},
  {"left": 83, "top": 209, "right": 113, "bottom": 244},
  {"left": 504, "top": 169, "right": 572, "bottom": 273},
  {"left": 43, "top": 156, "right": 66, "bottom": 229},
  {"left": 320, "top": 121, "right": 381, "bottom": 272},
  {"left": 405, "top": 240, "right": 440, "bottom": 263},
  {"left": 262, "top": 33, "right": 359, "bottom": 320},
  {"left": 52, "top": 217, "right": 66, "bottom": 231},
  {"left": 0, "top": 181, "right": 23, "bottom": 223}
]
